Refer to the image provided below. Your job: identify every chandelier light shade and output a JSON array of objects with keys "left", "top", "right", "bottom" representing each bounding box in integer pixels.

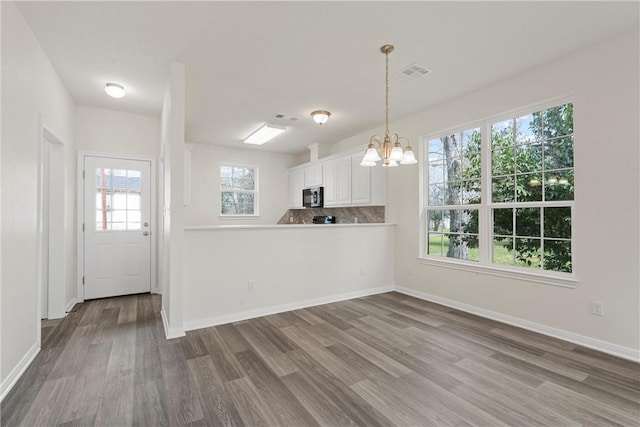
[
  {"left": 311, "top": 110, "right": 331, "bottom": 125},
  {"left": 361, "top": 45, "right": 417, "bottom": 167},
  {"left": 105, "top": 82, "right": 125, "bottom": 98}
]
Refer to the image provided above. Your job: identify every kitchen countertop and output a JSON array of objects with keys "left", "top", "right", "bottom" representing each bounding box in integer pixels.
[{"left": 185, "top": 223, "right": 395, "bottom": 230}]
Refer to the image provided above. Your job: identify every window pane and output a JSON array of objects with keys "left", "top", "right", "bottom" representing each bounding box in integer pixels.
[
  {"left": 492, "top": 148, "right": 515, "bottom": 176},
  {"left": 96, "top": 192, "right": 112, "bottom": 210},
  {"left": 462, "top": 180, "right": 481, "bottom": 204},
  {"left": 427, "top": 210, "right": 446, "bottom": 232},
  {"left": 516, "top": 173, "right": 543, "bottom": 202},
  {"left": 428, "top": 184, "right": 445, "bottom": 206},
  {"left": 515, "top": 238, "right": 541, "bottom": 269},
  {"left": 516, "top": 113, "right": 539, "bottom": 144},
  {"left": 492, "top": 176, "right": 515, "bottom": 202},
  {"left": 220, "top": 166, "right": 233, "bottom": 178},
  {"left": 462, "top": 235, "right": 480, "bottom": 261},
  {"left": 127, "top": 170, "right": 141, "bottom": 190},
  {"left": 516, "top": 143, "right": 542, "bottom": 173},
  {"left": 127, "top": 193, "right": 141, "bottom": 210},
  {"left": 112, "top": 193, "right": 127, "bottom": 210},
  {"left": 462, "top": 153, "right": 481, "bottom": 180},
  {"left": 543, "top": 103, "right": 573, "bottom": 139},
  {"left": 493, "top": 237, "right": 514, "bottom": 265},
  {"left": 544, "top": 137, "right": 574, "bottom": 170},
  {"left": 428, "top": 138, "right": 443, "bottom": 161},
  {"left": 96, "top": 210, "right": 110, "bottom": 231},
  {"left": 515, "top": 208, "right": 541, "bottom": 237},
  {"left": 493, "top": 208, "right": 513, "bottom": 236},
  {"left": 544, "top": 207, "right": 571, "bottom": 239},
  {"left": 545, "top": 169, "right": 574, "bottom": 201},
  {"left": 462, "top": 128, "right": 481, "bottom": 153},
  {"left": 428, "top": 233, "right": 443, "bottom": 256},
  {"left": 492, "top": 119, "right": 514, "bottom": 147},
  {"left": 96, "top": 168, "right": 111, "bottom": 190},
  {"left": 112, "top": 169, "right": 127, "bottom": 190},
  {"left": 462, "top": 209, "right": 479, "bottom": 234},
  {"left": 428, "top": 160, "right": 445, "bottom": 184},
  {"left": 445, "top": 181, "right": 462, "bottom": 205},
  {"left": 445, "top": 233, "right": 471, "bottom": 260},
  {"left": 543, "top": 240, "right": 572, "bottom": 273}
]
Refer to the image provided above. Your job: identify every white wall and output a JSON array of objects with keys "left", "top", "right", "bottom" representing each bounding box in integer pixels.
[
  {"left": 182, "top": 225, "right": 395, "bottom": 329},
  {"left": 75, "top": 105, "right": 160, "bottom": 157},
  {"left": 185, "top": 143, "right": 296, "bottom": 226},
  {"left": 331, "top": 30, "right": 640, "bottom": 356},
  {"left": 159, "top": 61, "right": 186, "bottom": 338},
  {"left": 1, "top": 1, "right": 76, "bottom": 391}
]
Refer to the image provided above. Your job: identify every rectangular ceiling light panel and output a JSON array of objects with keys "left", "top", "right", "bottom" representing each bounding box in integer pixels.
[{"left": 243, "top": 123, "right": 287, "bottom": 145}]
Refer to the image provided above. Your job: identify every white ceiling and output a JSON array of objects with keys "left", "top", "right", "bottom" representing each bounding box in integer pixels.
[{"left": 16, "top": 1, "right": 639, "bottom": 155}]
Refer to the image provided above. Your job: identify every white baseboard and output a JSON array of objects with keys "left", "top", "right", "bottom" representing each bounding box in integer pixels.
[
  {"left": 161, "top": 307, "right": 186, "bottom": 340},
  {"left": 184, "top": 285, "right": 394, "bottom": 332},
  {"left": 395, "top": 286, "right": 640, "bottom": 363},
  {"left": 0, "top": 342, "right": 40, "bottom": 402},
  {"left": 65, "top": 297, "right": 77, "bottom": 314}
]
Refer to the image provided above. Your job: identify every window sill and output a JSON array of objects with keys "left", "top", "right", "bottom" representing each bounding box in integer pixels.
[
  {"left": 416, "top": 257, "right": 577, "bottom": 288},
  {"left": 218, "top": 215, "right": 260, "bottom": 220}
]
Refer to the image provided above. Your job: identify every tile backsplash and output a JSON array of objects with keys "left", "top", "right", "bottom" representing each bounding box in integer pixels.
[{"left": 277, "top": 206, "right": 385, "bottom": 224}]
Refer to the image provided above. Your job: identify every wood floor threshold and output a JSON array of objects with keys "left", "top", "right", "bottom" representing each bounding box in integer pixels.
[{"left": 2, "top": 292, "right": 639, "bottom": 426}]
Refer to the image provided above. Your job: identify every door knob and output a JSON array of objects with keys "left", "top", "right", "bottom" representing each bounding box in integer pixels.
[
  {"left": 143, "top": 231, "right": 149, "bottom": 236},
  {"left": 144, "top": 222, "right": 149, "bottom": 227}
]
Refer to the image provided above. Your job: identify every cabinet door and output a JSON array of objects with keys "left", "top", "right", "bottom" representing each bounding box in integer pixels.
[
  {"left": 336, "top": 157, "right": 352, "bottom": 205},
  {"left": 351, "top": 155, "right": 371, "bottom": 205},
  {"left": 323, "top": 161, "right": 337, "bottom": 206},
  {"left": 304, "top": 164, "right": 323, "bottom": 188},
  {"left": 289, "top": 169, "right": 305, "bottom": 208}
]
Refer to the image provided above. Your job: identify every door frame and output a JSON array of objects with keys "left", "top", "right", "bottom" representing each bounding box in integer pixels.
[
  {"left": 38, "top": 125, "right": 67, "bottom": 319},
  {"left": 76, "top": 152, "right": 157, "bottom": 302}
]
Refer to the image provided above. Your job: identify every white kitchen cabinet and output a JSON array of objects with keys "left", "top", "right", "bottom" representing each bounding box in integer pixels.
[
  {"left": 322, "top": 157, "right": 351, "bottom": 207},
  {"left": 322, "top": 161, "right": 337, "bottom": 206},
  {"left": 336, "top": 157, "right": 352, "bottom": 205},
  {"left": 288, "top": 169, "right": 305, "bottom": 208},
  {"left": 351, "top": 154, "right": 371, "bottom": 204},
  {"left": 304, "top": 164, "right": 323, "bottom": 188}
]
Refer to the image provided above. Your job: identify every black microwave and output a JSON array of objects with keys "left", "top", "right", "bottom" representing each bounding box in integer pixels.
[{"left": 303, "top": 186, "right": 323, "bottom": 208}]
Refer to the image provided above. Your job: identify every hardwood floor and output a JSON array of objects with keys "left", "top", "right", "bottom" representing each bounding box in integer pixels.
[{"left": 2, "top": 292, "right": 639, "bottom": 426}]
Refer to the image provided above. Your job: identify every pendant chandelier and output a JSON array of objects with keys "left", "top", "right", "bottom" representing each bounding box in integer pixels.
[{"left": 361, "top": 45, "right": 417, "bottom": 167}]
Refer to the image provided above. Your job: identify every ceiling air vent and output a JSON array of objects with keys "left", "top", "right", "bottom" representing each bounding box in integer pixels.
[
  {"left": 395, "top": 63, "right": 431, "bottom": 82},
  {"left": 274, "top": 114, "right": 300, "bottom": 121}
]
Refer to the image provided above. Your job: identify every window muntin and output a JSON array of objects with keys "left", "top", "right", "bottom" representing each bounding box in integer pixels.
[
  {"left": 423, "top": 101, "right": 574, "bottom": 277},
  {"left": 95, "top": 168, "right": 142, "bottom": 231},
  {"left": 220, "top": 165, "right": 258, "bottom": 216}
]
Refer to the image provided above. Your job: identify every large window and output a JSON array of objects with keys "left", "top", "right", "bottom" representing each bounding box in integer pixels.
[
  {"left": 423, "top": 101, "right": 574, "bottom": 281},
  {"left": 220, "top": 165, "right": 258, "bottom": 216}
]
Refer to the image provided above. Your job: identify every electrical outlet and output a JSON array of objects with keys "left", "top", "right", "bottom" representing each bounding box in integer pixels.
[
  {"left": 360, "top": 266, "right": 365, "bottom": 276},
  {"left": 591, "top": 301, "right": 604, "bottom": 316},
  {"left": 248, "top": 280, "right": 255, "bottom": 292}
]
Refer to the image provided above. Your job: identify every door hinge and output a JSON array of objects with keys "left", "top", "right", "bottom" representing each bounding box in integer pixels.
[
  {"left": 82, "top": 170, "right": 85, "bottom": 179},
  {"left": 82, "top": 223, "right": 85, "bottom": 232},
  {"left": 82, "top": 276, "right": 85, "bottom": 285}
]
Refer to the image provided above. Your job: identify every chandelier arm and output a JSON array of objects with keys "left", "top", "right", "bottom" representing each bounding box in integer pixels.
[{"left": 369, "top": 135, "right": 382, "bottom": 149}]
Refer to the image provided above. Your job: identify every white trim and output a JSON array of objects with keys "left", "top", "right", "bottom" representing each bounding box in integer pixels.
[
  {"left": 184, "top": 285, "right": 394, "bottom": 332},
  {"left": 65, "top": 298, "right": 77, "bottom": 314},
  {"left": 417, "top": 257, "right": 577, "bottom": 288},
  {"left": 161, "top": 307, "right": 186, "bottom": 339},
  {"left": 77, "top": 151, "right": 157, "bottom": 302},
  {"left": 0, "top": 342, "right": 40, "bottom": 402},
  {"left": 395, "top": 286, "right": 640, "bottom": 363}
]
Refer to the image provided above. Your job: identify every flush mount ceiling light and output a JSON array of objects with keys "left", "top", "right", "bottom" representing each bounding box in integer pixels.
[
  {"left": 361, "top": 45, "right": 417, "bottom": 167},
  {"left": 105, "top": 83, "right": 125, "bottom": 98},
  {"left": 243, "top": 123, "right": 287, "bottom": 145},
  {"left": 311, "top": 110, "right": 331, "bottom": 125}
]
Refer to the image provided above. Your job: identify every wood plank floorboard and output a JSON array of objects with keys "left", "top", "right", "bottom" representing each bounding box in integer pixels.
[{"left": 2, "top": 292, "right": 639, "bottom": 426}]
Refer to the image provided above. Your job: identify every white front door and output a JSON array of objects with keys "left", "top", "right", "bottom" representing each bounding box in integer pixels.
[{"left": 83, "top": 156, "right": 151, "bottom": 300}]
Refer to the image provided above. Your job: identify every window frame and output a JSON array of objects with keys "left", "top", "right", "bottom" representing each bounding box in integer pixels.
[
  {"left": 219, "top": 163, "right": 260, "bottom": 218},
  {"left": 419, "top": 98, "right": 577, "bottom": 288}
]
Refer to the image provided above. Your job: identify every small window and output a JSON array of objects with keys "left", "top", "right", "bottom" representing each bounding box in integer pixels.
[
  {"left": 95, "top": 168, "right": 142, "bottom": 231},
  {"left": 220, "top": 165, "right": 258, "bottom": 216}
]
